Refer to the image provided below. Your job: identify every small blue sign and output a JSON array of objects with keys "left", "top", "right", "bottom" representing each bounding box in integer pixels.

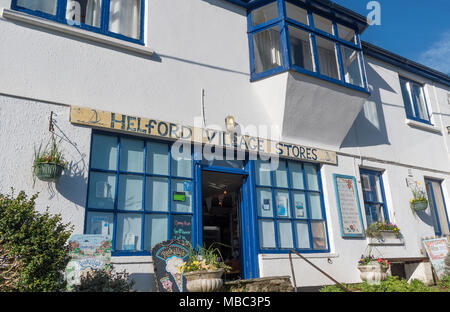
[{"left": 183, "top": 181, "right": 191, "bottom": 192}]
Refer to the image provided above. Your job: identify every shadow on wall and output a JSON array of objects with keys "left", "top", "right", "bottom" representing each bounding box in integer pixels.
[
  {"left": 413, "top": 209, "right": 436, "bottom": 228},
  {"left": 129, "top": 272, "right": 156, "bottom": 292},
  {"left": 340, "top": 63, "right": 394, "bottom": 148}
]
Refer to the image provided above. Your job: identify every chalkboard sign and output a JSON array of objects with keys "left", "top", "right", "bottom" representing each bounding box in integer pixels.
[
  {"left": 333, "top": 174, "right": 365, "bottom": 238},
  {"left": 152, "top": 239, "right": 191, "bottom": 292},
  {"left": 171, "top": 215, "right": 192, "bottom": 243}
]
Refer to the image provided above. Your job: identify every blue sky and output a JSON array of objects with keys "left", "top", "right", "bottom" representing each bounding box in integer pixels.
[{"left": 332, "top": 0, "right": 450, "bottom": 75}]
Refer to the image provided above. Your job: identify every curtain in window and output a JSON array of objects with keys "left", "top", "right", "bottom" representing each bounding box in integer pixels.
[
  {"left": 317, "top": 45, "right": 339, "bottom": 79},
  {"left": 16, "top": 0, "right": 57, "bottom": 15},
  {"left": 109, "top": 0, "right": 141, "bottom": 39},
  {"left": 66, "top": 0, "right": 101, "bottom": 27},
  {"left": 290, "top": 38, "right": 313, "bottom": 71},
  {"left": 253, "top": 27, "right": 282, "bottom": 73}
]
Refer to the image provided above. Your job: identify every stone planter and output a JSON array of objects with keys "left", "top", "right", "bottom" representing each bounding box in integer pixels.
[
  {"left": 411, "top": 199, "right": 428, "bottom": 211},
  {"left": 34, "top": 163, "right": 64, "bottom": 182},
  {"left": 357, "top": 262, "right": 388, "bottom": 285},
  {"left": 184, "top": 269, "right": 224, "bottom": 292}
]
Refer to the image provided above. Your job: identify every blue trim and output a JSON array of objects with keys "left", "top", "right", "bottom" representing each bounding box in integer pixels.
[
  {"left": 11, "top": 0, "right": 145, "bottom": 45},
  {"left": 400, "top": 76, "right": 431, "bottom": 125},
  {"left": 333, "top": 174, "right": 365, "bottom": 238},
  {"left": 360, "top": 168, "right": 390, "bottom": 225},
  {"left": 425, "top": 179, "right": 450, "bottom": 237}
]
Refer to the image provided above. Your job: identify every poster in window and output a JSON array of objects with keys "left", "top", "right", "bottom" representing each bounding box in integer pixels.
[
  {"left": 171, "top": 215, "right": 192, "bottom": 243},
  {"left": 276, "top": 196, "right": 288, "bottom": 217},
  {"left": 333, "top": 174, "right": 365, "bottom": 238}
]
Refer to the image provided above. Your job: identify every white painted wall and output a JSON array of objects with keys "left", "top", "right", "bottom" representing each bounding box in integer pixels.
[{"left": 0, "top": 0, "right": 449, "bottom": 291}]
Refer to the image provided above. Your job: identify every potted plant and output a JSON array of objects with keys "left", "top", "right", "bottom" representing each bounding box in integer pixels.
[
  {"left": 178, "top": 244, "right": 230, "bottom": 292},
  {"left": 365, "top": 222, "right": 402, "bottom": 239},
  {"left": 357, "top": 254, "right": 390, "bottom": 285},
  {"left": 33, "top": 136, "right": 67, "bottom": 183},
  {"left": 409, "top": 181, "right": 428, "bottom": 212}
]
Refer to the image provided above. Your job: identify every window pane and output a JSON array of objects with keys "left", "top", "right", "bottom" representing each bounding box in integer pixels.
[
  {"left": 251, "top": 2, "right": 278, "bottom": 26},
  {"left": 400, "top": 78, "right": 415, "bottom": 118},
  {"left": 411, "top": 83, "right": 429, "bottom": 121},
  {"left": 292, "top": 191, "right": 307, "bottom": 219},
  {"left": 171, "top": 145, "right": 192, "bottom": 178},
  {"left": 119, "top": 138, "right": 144, "bottom": 172},
  {"left": 289, "top": 161, "right": 304, "bottom": 189},
  {"left": 145, "top": 177, "right": 168, "bottom": 211},
  {"left": 258, "top": 220, "right": 276, "bottom": 249},
  {"left": 117, "top": 174, "right": 143, "bottom": 211},
  {"left": 144, "top": 214, "right": 168, "bottom": 251},
  {"left": 315, "top": 36, "right": 339, "bottom": 80},
  {"left": 88, "top": 172, "right": 116, "bottom": 209},
  {"left": 273, "top": 160, "right": 288, "bottom": 188},
  {"left": 313, "top": 14, "right": 333, "bottom": 34},
  {"left": 427, "top": 181, "right": 450, "bottom": 235},
  {"left": 285, "top": 2, "right": 308, "bottom": 25},
  {"left": 304, "top": 163, "right": 319, "bottom": 191},
  {"left": 295, "top": 221, "right": 310, "bottom": 249},
  {"left": 171, "top": 179, "right": 192, "bottom": 213},
  {"left": 288, "top": 26, "right": 314, "bottom": 72},
  {"left": 275, "top": 190, "right": 290, "bottom": 217},
  {"left": 85, "top": 211, "right": 113, "bottom": 236},
  {"left": 311, "top": 221, "right": 328, "bottom": 250},
  {"left": 277, "top": 220, "right": 293, "bottom": 249},
  {"left": 91, "top": 134, "right": 117, "bottom": 170},
  {"left": 255, "top": 160, "right": 272, "bottom": 186},
  {"left": 116, "top": 213, "right": 142, "bottom": 251},
  {"left": 147, "top": 142, "right": 169, "bottom": 175},
  {"left": 66, "top": 0, "right": 102, "bottom": 27},
  {"left": 257, "top": 188, "right": 273, "bottom": 217},
  {"left": 109, "top": 0, "right": 141, "bottom": 39},
  {"left": 365, "top": 203, "right": 383, "bottom": 225},
  {"left": 341, "top": 46, "right": 363, "bottom": 87},
  {"left": 171, "top": 214, "right": 192, "bottom": 243},
  {"left": 337, "top": 24, "right": 356, "bottom": 43},
  {"left": 308, "top": 192, "right": 322, "bottom": 219},
  {"left": 253, "top": 26, "right": 282, "bottom": 74},
  {"left": 16, "top": 0, "right": 57, "bottom": 15}
]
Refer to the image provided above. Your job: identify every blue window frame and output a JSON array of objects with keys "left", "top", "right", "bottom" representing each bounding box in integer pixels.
[
  {"left": 359, "top": 169, "right": 389, "bottom": 226},
  {"left": 254, "top": 159, "right": 329, "bottom": 252},
  {"left": 85, "top": 131, "right": 194, "bottom": 256},
  {"left": 247, "top": 0, "right": 368, "bottom": 93},
  {"left": 399, "top": 76, "right": 431, "bottom": 124},
  {"left": 11, "top": 0, "right": 145, "bottom": 44},
  {"left": 425, "top": 179, "right": 450, "bottom": 237}
]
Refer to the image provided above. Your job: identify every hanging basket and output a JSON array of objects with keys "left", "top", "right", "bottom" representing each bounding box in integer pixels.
[
  {"left": 411, "top": 199, "right": 428, "bottom": 212},
  {"left": 34, "top": 162, "right": 65, "bottom": 182}
]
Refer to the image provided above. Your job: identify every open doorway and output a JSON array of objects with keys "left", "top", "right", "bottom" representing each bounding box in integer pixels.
[{"left": 201, "top": 170, "right": 244, "bottom": 281}]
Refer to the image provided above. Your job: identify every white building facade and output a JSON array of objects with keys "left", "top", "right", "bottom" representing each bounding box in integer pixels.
[{"left": 0, "top": 0, "right": 449, "bottom": 291}]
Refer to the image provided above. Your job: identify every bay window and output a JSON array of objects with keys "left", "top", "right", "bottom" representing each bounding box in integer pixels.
[
  {"left": 11, "top": 0, "right": 144, "bottom": 43},
  {"left": 248, "top": 0, "right": 368, "bottom": 92}
]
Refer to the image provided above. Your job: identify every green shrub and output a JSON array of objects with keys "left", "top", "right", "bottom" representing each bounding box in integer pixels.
[
  {"left": 437, "top": 275, "right": 450, "bottom": 289},
  {"left": 0, "top": 189, "right": 73, "bottom": 292},
  {"left": 72, "top": 266, "right": 134, "bottom": 292}
]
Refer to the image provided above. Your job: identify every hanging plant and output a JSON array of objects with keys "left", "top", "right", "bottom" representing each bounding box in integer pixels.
[
  {"left": 32, "top": 136, "right": 67, "bottom": 184},
  {"left": 409, "top": 181, "right": 428, "bottom": 212}
]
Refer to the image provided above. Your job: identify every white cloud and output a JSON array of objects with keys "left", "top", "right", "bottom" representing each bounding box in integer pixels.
[{"left": 418, "top": 31, "right": 450, "bottom": 75}]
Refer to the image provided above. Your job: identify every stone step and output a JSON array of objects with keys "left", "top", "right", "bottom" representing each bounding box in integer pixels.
[{"left": 222, "top": 276, "right": 294, "bottom": 292}]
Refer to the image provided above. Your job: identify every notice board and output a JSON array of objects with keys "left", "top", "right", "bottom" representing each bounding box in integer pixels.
[{"left": 333, "top": 174, "right": 365, "bottom": 238}]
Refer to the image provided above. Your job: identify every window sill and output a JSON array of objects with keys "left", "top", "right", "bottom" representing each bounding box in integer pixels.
[
  {"left": 405, "top": 119, "right": 441, "bottom": 134},
  {"left": 259, "top": 252, "right": 339, "bottom": 260},
  {"left": 367, "top": 231, "right": 404, "bottom": 246},
  {"left": 1, "top": 8, "right": 154, "bottom": 57}
]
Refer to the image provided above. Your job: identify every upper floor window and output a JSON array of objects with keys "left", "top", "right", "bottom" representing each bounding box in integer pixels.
[
  {"left": 248, "top": 0, "right": 367, "bottom": 92},
  {"left": 12, "top": 0, "right": 144, "bottom": 44},
  {"left": 399, "top": 77, "right": 431, "bottom": 124}
]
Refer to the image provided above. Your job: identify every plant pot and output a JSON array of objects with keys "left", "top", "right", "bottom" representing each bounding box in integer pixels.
[
  {"left": 357, "top": 262, "right": 388, "bottom": 285},
  {"left": 411, "top": 199, "right": 428, "bottom": 211},
  {"left": 184, "top": 269, "right": 224, "bottom": 292},
  {"left": 34, "top": 163, "right": 64, "bottom": 182}
]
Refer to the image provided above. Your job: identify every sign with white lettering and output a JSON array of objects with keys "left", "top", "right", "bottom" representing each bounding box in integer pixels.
[
  {"left": 333, "top": 174, "right": 365, "bottom": 238},
  {"left": 70, "top": 106, "right": 337, "bottom": 165},
  {"left": 422, "top": 237, "right": 449, "bottom": 280}
]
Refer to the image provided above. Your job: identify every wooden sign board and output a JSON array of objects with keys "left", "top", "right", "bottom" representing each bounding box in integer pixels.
[
  {"left": 151, "top": 239, "right": 191, "bottom": 292},
  {"left": 70, "top": 105, "right": 337, "bottom": 165},
  {"left": 333, "top": 174, "right": 365, "bottom": 238},
  {"left": 422, "top": 237, "right": 449, "bottom": 280}
]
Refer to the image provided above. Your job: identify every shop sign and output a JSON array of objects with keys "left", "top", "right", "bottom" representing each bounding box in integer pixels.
[
  {"left": 422, "top": 237, "right": 449, "bottom": 280},
  {"left": 70, "top": 106, "right": 337, "bottom": 165}
]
